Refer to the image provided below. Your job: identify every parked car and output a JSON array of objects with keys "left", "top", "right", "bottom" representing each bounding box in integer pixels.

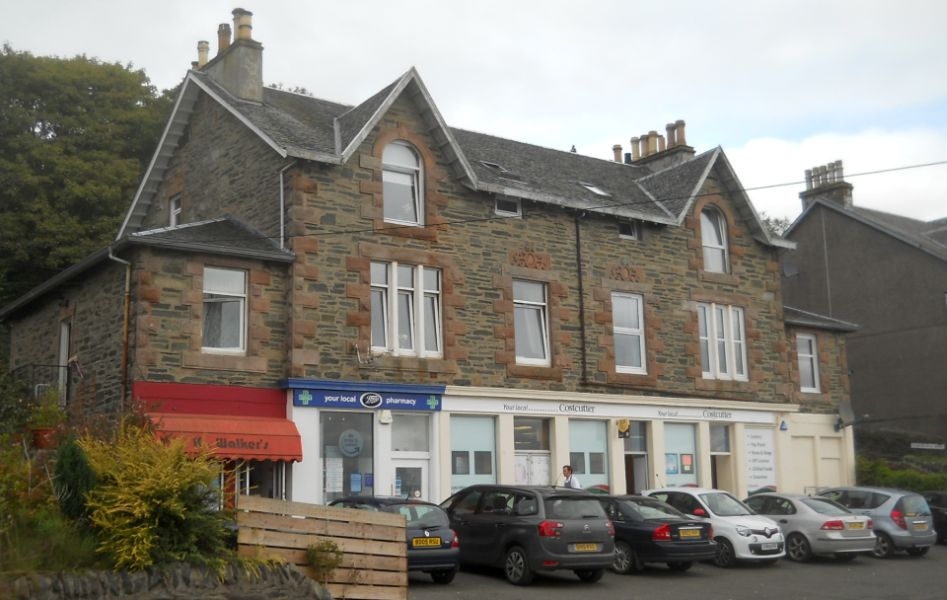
[
  {"left": 743, "top": 492, "right": 874, "bottom": 562},
  {"left": 818, "top": 486, "right": 936, "bottom": 558},
  {"left": 646, "top": 487, "right": 785, "bottom": 567},
  {"left": 439, "top": 485, "right": 615, "bottom": 585},
  {"left": 328, "top": 496, "right": 459, "bottom": 584},
  {"left": 597, "top": 495, "right": 716, "bottom": 573},
  {"left": 920, "top": 491, "right": 946, "bottom": 543}
]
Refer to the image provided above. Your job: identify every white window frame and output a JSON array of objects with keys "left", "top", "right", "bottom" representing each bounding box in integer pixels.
[
  {"left": 202, "top": 267, "right": 247, "bottom": 354},
  {"left": 697, "top": 302, "right": 747, "bottom": 381},
  {"left": 382, "top": 141, "right": 423, "bottom": 226},
  {"left": 612, "top": 292, "right": 646, "bottom": 374},
  {"left": 371, "top": 261, "right": 442, "bottom": 358},
  {"left": 169, "top": 195, "right": 181, "bottom": 227},
  {"left": 58, "top": 320, "right": 70, "bottom": 403},
  {"left": 700, "top": 207, "right": 729, "bottom": 273},
  {"left": 619, "top": 221, "right": 640, "bottom": 240},
  {"left": 797, "top": 333, "right": 821, "bottom": 393},
  {"left": 494, "top": 196, "right": 522, "bottom": 218},
  {"left": 513, "top": 279, "right": 551, "bottom": 366}
]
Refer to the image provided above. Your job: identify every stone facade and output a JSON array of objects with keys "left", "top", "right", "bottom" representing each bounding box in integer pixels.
[{"left": 785, "top": 325, "right": 850, "bottom": 414}]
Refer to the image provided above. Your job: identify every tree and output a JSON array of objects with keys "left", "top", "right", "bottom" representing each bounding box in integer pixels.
[
  {"left": 760, "top": 212, "right": 792, "bottom": 237},
  {"left": 0, "top": 45, "right": 174, "bottom": 305}
]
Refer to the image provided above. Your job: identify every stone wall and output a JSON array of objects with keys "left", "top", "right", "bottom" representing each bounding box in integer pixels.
[
  {"left": 0, "top": 562, "right": 329, "bottom": 600},
  {"left": 786, "top": 325, "right": 850, "bottom": 414}
]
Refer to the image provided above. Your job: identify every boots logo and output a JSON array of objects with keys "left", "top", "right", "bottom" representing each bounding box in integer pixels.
[{"left": 360, "top": 392, "right": 384, "bottom": 408}]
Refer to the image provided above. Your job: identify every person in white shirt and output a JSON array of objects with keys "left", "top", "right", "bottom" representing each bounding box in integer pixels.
[{"left": 562, "top": 465, "right": 582, "bottom": 489}]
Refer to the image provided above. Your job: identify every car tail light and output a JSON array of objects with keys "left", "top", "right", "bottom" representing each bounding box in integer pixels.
[
  {"left": 891, "top": 509, "right": 907, "bottom": 530},
  {"left": 538, "top": 520, "right": 564, "bottom": 537},
  {"left": 820, "top": 520, "right": 845, "bottom": 530},
  {"left": 867, "top": 519, "right": 873, "bottom": 529},
  {"left": 652, "top": 523, "right": 672, "bottom": 541},
  {"left": 451, "top": 530, "right": 459, "bottom": 548},
  {"left": 607, "top": 520, "right": 615, "bottom": 537},
  {"left": 542, "top": 560, "right": 559, "bottom": 567}
]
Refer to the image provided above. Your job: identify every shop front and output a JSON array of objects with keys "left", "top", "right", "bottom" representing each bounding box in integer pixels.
[{"left": 284, "top": 379, "right": 444, "bottom": 505}]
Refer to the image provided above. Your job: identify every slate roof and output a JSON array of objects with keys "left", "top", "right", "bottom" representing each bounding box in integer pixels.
[{"left": 783, "top": 306, "right": 859, "bottom": 332}]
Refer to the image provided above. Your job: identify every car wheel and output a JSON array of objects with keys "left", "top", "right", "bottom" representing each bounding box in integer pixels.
[
  {"left": 906, "top": 546, "right": 929, "bottom": 557},
  {"left": 431, "top": 568, "right": 457, "bottom": 584},
  {"left": 713, "top": 537, "right": 736, "bottom": 568},
  {"left": 574, "top": 568, "right": 605, "bottom": 583},
  {"left": 835, "top": 553, "right": 857, "bottom": 562},
  {"left": 504, "top": 546, "right": 534, "bottom": 586},
  {"left": 786, "top": 533, "right": 812, "bottom": 562},
  {"left": 871, "top": 532, "right": 894, "bottom": 559},
  {"left": 667, "top": 561, "right": 693, "bottom": 572},
  {"left": 612, "top": 541, "right": 643, "bottom": 574}
]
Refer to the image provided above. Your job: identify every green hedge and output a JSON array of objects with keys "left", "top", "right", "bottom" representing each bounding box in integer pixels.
[{"left": 857, "top": 457, "right": 947, "bottom": 492}]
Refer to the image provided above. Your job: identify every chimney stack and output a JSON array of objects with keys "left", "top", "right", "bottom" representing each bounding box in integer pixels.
[
  {"left": 197, "top": 40, "right": 209, "bottom": 68},
  {"left": 630, "top": 136, "right": 641, "bottom": 161},
  {"left": 612, "top": 144, "right": 623, "bottom": 163},
  {"left": 621, "top": 118, "right": 695, "bottom": 172},
  {"left": 647, "top": 130, "right": 658, "bottom": 156},
  {"left": 665, "top": 123, "right": 677, "bottom": 148},
  {"left": 800, "top": 160, "right": 853, "bottom": 211},
  {"left": 217, "top": 23, "right": 232, "bottom": 55},
  {"left": 675, "top": 120, "right": 687, "bottom": 147},
  {"left": 233, "top": 8, "right": 253, "bottom": 40}
]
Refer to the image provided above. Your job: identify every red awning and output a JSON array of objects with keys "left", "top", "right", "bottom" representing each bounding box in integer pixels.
[{"left": 151, "top": 413, "right": 303, "bottom": 462}]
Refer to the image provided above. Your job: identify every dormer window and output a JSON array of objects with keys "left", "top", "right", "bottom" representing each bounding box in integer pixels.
[
  {"left": 700, "top": 206, "right": 729, "bottom": 273},
  {"left": 383, "top": 142, "right": 423, "bottom": 226},
  {"left": 579, "top": 182, "right": 610, "bottom": 196},
  {"left": 169, "top": 195, "right": 181, "bottom": 227}
]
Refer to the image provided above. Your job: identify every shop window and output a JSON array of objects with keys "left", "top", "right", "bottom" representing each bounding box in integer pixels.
[
  {"left": 451, "top": 416, "right": 497, "bottom": 492},
  {"left": 612, "top": 292, "right": 646, "bottom": 374},
  {"left": 623, "top": 421, "right": 648, "bottom": 453},
  {"left": 236, "top": 460, "right": 288, "bottom": 500},
  {"left": 797, "top": 333, "right": 820, "bottom": 392},
  {"left": 665, "top": 423, "right": 698, "bottom": 487},
  {"left": 392, "top": 413, "right": 430, "bottom": 452},
  {"left": 569, "top": 420, "right": 609, "bottom": 490},
  {"left": 711, "top": 424, "right": 731, "bottom": 453},
  {"left": 514, "top": 417, "right": 550, "bottom": 450},
  {"left": 513, "top": 279, "right": 550, "bottom": 366},
  {"left": 371, "top": 261, "right": 441, "bottom": 357},
  {"left": 697, "top": 302, "right": 747, "bottom": 380},
  {"left": 320, "top": 412, "right": 374, "bottom": 503},
  {"left": 202, "top": 267, "right": 246, "bottom": 353},
  {"left": 569, "top": 452, "right": 586, "bottom": 474},
  {"left": 474, "top": 451, "right": 493, "bottom": 474},
  {"left": 383, "top": 141, "right": 423, "bottom": 225},
  {"left": 452, "top": 451, "right": 470, "bottom": 475},
  {"left": 700, "top": 206, "right": 729, "bottom": 273}
]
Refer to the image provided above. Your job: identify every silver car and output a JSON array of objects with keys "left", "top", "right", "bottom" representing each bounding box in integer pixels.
[
  {"left": 744, "top": 493, "right": 874, "bottom": 562},
  {"left": 818, "top": 486, "right": 936, "bottom": 558}
]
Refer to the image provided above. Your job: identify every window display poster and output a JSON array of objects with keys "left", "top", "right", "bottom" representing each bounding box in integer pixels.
[
  {"left": 665, "top": 453, "right": 679, "bottom": 475},
  {"left": 325, "top": 457, "right": 344, "bottom": 493},
  {"left": 743, "top": 427, "right": 777, "bottom": 490},
  {"left": 680, "top": 453, "right": 694, "bottom": 474},
  {"left": 350, "top": 473, "right": 362, "bottom": 493}
]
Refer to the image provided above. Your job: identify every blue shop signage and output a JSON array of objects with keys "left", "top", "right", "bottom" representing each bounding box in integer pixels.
[{"left": 283, "top": 379, "right": 444, "bottom": 412}]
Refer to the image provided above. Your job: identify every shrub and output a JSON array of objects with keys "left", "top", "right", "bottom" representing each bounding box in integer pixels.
[
  {"left": 53, "top": 436, "right": 97, "bottom": 525},
  {"left": 857, "top": 457, "right": 947, "bottom": 492},
  {"left": 306, "top": 539, "right": 343, "bottom": 585},
  {"left": 79, "top": 424, "right": 234, "bottom": 571}
]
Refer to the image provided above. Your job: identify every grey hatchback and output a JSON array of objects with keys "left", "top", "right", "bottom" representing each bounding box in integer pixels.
[
  {"left": 439, "top": 485, "right": 615, "bottom": 585},
  {"left": 818, "top": 486, "right": 936, "bottom": 558}
]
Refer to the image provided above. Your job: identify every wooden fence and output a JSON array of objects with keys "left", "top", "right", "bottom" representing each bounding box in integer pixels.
[{"left": 236, "top": 495, "right": 407, "bottom": 600}]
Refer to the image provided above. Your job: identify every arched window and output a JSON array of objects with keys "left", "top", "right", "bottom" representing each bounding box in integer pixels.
[
  {"left": 700, "top": 207, "right": 729, "bottom": 273},
  {"left": 382, "top": 142, "right": 422, "bottom": 225}
]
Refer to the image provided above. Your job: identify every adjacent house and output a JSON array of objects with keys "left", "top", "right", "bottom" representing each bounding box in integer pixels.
[
  {"left": 781, "top": 160, "right": 947, "bottom": 441},
  {"left": 1, "top": 9, "right": 857, "bottom": 503}
]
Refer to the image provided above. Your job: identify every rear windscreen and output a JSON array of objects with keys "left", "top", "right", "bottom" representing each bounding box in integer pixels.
[
  {"left": 898, "top": 495, "right": 931, "bottom": 517},
  {"left": 801, "top": 497, "right": 849, "bottom": 515},
  {"left": 390, "top": 504, "right": 450, "bottom": 528},
  {"left": 545, "top": 497, "right": 607, "bottom": 520},
  {"left": 624, "top": 498, "right": 685, "bottom": 520}
]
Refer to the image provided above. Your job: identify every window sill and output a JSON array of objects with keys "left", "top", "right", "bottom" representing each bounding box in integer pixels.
[
  {"left": 183, "top": 351, "right": 267, "bottom": 373},
  {"left": 363, "top": 353, "right": 457, "bottom": 374},
  {"left": 508, "top": 364, "right": 562, "bottom": 381},
  {"left": 695, "top": 377, "right": 750, "bottom": 393},
  {"left": 699, "top": 271, "right": 740, "bottom": 286}
]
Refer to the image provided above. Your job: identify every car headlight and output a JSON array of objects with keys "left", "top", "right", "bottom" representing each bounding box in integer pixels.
[{"left": 735, "top": 526, "right": 751, "bottom": 537}]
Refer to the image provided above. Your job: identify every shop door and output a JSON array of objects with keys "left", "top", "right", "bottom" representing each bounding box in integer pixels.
[
  {"left": 391, "top": 459, "right": 428, "bottom": 499},
  {"left": 514, "top": 452, "right": 550, "bottom": 485}
]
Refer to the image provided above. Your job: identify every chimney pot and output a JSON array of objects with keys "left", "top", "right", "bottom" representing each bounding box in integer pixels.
[
  {"left": 612, "top": 144, "right": 623, "bottom": 163},
  {"left": 647, "top": 130, "right": 658, "bottom": 156},
  {"left": 624, "top": 152, "right": 632, "bottom": 164},
  {"left": 674, "top": 119, "right": 687, "bottom": 147},
  {"left": 631, "top": 136, "right": 641, "bottom": 161},
  {"left": 197, "top": 40, "right": 209, "bottom": 68},
  {"left": 804, "top": 169, "right": 813, "bottom": 190},
  {"left": 657, "top": 134, "right": 666, "bottom": 153},
  {"left": 217, "top": 23, "right": 232, "bottom": 55},
  {"left": 666, "top": 123, "right": 677, "bottom": 148},
  {"left": 233, "top": 8, "right": 253, "bottom": 41}
]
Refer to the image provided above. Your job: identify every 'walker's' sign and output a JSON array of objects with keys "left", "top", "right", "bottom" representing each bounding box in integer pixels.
[{"left": 294, "top": 388, "right": 441, "bottom": 411}]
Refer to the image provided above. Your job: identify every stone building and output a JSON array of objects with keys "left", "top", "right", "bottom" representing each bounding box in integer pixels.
[{"left": 1, "top": 9, "right": 856, "bottom": 502}]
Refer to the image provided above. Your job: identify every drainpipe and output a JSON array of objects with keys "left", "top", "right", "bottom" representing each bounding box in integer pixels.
[
  {"left": 278, "top": 161, "right": 296, "bottom": 250},
  {"left": 108, "top": 247, "right": 131, "bottom": 419},
  {"left": 574, "top": 212, "right": 589, "bottom": 384}
]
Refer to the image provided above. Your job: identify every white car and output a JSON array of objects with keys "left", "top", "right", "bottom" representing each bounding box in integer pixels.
[{"left": 646, "top": 487, "right": 785, "bottom": 567}]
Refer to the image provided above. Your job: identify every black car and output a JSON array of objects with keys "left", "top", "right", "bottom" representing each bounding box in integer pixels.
[
  {"left": 439, "top": 484, "right": 615, "bottom": 585},
  {"left": 921, "top": 491, "right": 947, "bottom": 543},
  {"left": 598, "top": 495, "right": 716, "bottom": 573},
  {"left": 329, "top": 496, "right": 459, "bottom": 584}
]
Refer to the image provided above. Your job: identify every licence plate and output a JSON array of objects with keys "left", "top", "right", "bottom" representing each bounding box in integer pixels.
[
  {"left": 571, "top": 543, "right": 599, "bottom": 553},
  {"left": 678, "top": 528, "right": 701, "bottom": 539},
  {"left": 848, "top": 522, "right": 865, "bottom": 530},
  {"left": 761, "top": 543, "right": 778, "bottom": 551},
  {"left": 412, "top": 537, "right": 442, "bottom": 548},
  {"left": 913, "top": 522, "right": 928, "bottom": 531}
]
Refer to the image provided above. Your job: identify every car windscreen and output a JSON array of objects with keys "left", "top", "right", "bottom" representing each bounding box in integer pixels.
[
  {"left": 623, "top": 498, "right": 685, "bottom": 520},
  {"left": 545, "top": 497, "right": 607, "bottom": 520},
  {"left": 898, "top": 495, "right": 931, "bottom": 517},
  {"left": 387, "top": 504, "right": 450, "bottom": 528},
  {"left": 801, "top": 497, "right": 850, "bottom": 515},
  {"left": 699, "top": 492, "right": 753, "bottom": 516}
]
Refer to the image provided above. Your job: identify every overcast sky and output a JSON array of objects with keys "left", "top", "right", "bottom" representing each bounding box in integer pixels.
[{"left": 5, "top": 1, "right": 946, "bottom": 223}]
